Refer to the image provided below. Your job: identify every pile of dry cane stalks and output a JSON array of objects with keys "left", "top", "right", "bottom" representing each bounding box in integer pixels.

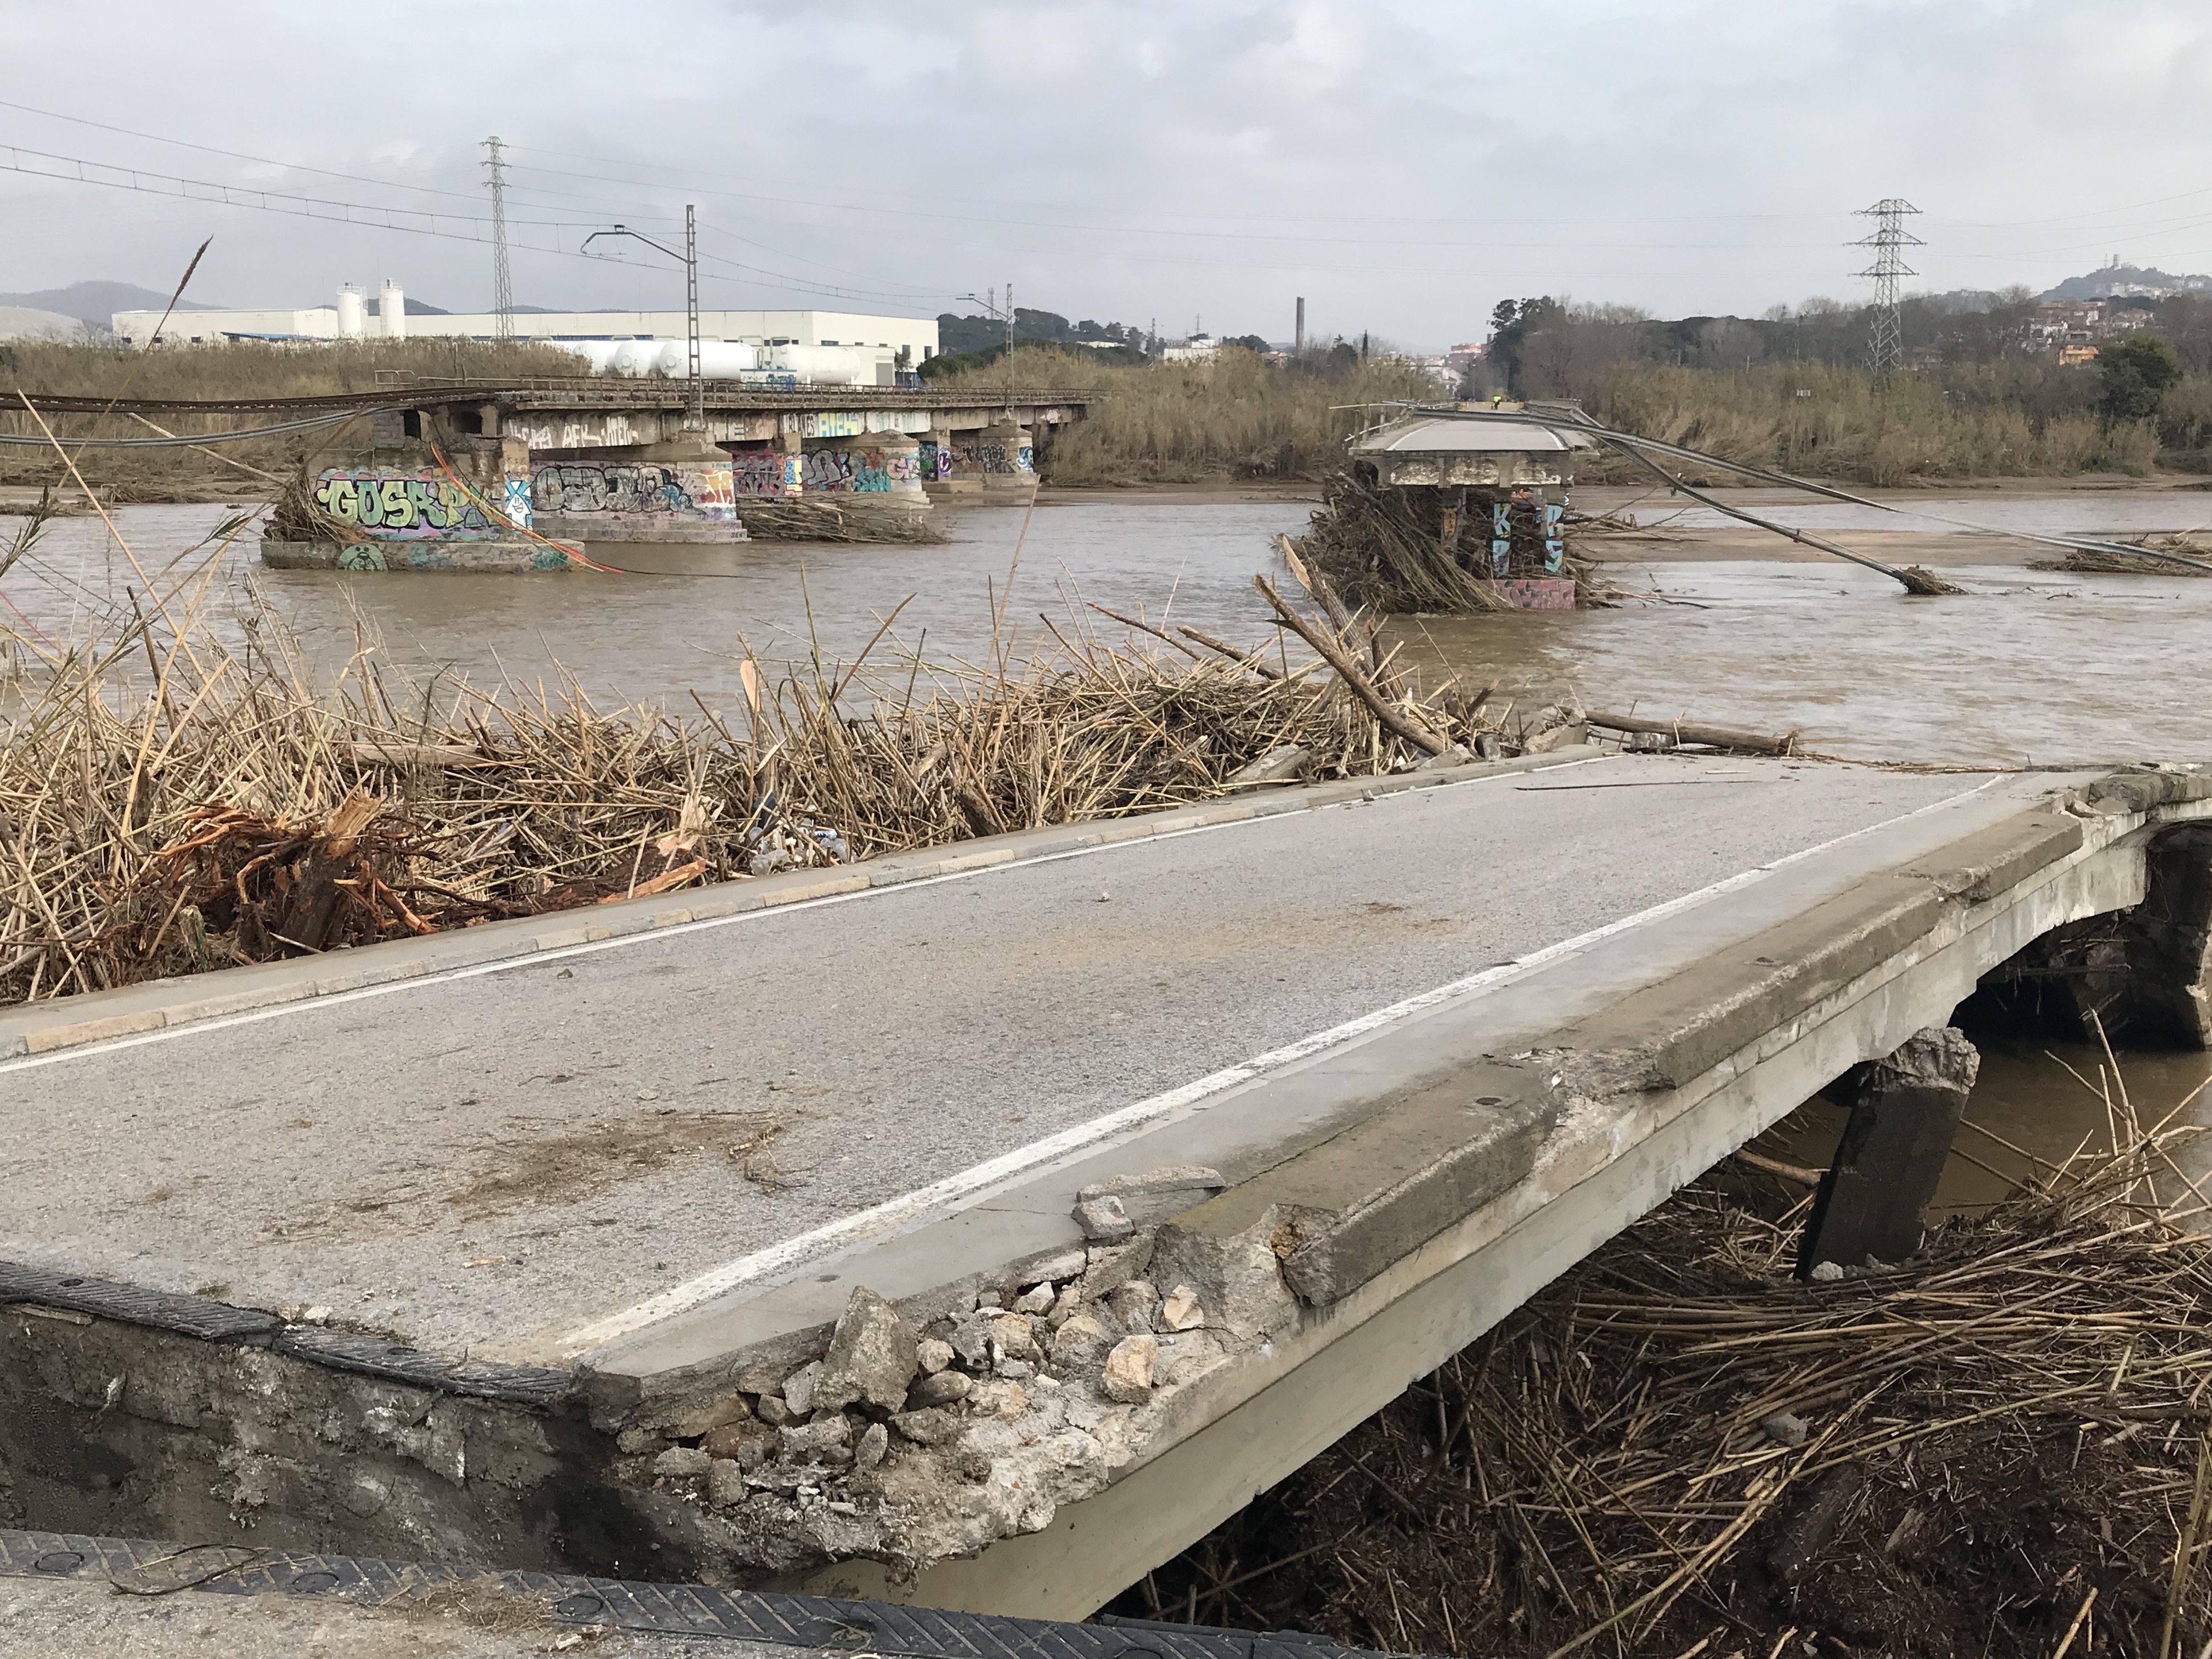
[
  {"left": 0, "top": 515, "right": 1540, "bottom": 1004},
  {"left": 2045, "top": 533, "right": 2212, "bottom": 578},
  {"left": 1295, "top": 469, "right": 1636, "bottom": 614},
  {"left": 1124, "top": 1063, "right": 2212, "bottom": 1658}
]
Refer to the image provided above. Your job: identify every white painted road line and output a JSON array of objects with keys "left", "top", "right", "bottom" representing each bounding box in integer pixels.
[
  {"left": 560, "top": 774, "right": 2010, "bottom": 1355},
  {"left": 0, "top": 755, "right": 1612, "bottom": 1077}
]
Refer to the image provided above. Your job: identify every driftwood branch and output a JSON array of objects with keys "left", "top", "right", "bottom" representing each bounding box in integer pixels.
[
  {"left": 1585, "top": 710, "right": 1799, "bottom": 757},
  {"left": 1176, "top": 624, "right": 1283, "bottom": 680},
  {"left": 1278, "top": 533, "right": 1382, "bottom": 672},
  {"left": 1087, "top": 602, "right": 1207, "bottom": 662},
  {"left": 1735, "top": 1147, "right": 1825, "bottom": 1186},
  {"left": 1252, "top": 574, "right": 1451, "bottom": 757}
]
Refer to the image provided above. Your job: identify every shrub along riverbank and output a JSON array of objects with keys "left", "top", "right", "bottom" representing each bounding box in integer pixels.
[
  {"left": 922, "top": 343, "right": 1443, "bottom": 485},
  {"left": 1588, "top": 359, "right": 2211, "bottom": 487}
]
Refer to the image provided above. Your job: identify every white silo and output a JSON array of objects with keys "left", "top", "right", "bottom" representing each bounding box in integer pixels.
[
  {"left": 545, "top": 341, "right": 621, "bottom": 372},
  {"left": 336, "top": 284, "right": 366, "bottom": 339},
  {"left": 379, "top": 281, "right": 405, "bottom": 338},
  {"left": 652, "top": 340, "right": 758, "bottom": 377}
]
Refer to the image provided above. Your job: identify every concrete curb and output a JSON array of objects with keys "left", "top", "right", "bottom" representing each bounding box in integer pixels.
[
  {"left": 0, "top": 746, "right": 1604, "bottom": 1062},
  {"left": 0, "top": 1259, "right": 572, "bottom": 1405},
  {"left": 0, "top": 1528, "right": 1387, "bottom": 1659},
  {"left": 1277, "top": 781, "right": 2139, "bottom": 1297}
]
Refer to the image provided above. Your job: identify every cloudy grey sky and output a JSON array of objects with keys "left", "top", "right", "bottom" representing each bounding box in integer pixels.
[{"left": 3, "top": 0, "right": 2209, "bottom": 349}]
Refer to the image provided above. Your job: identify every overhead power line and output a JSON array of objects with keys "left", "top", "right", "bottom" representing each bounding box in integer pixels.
[
  {"left": 0, "top": 142, "right": 594, "bottom": 240},
  {"left": 0, "top": 98, "right": 945, "bottom": 302},
  {"left": 0, "top": 95, "right": 500, "bottom": 208},
  {"left": 0, "top": 142, "right": 953, "bottom": 308}
]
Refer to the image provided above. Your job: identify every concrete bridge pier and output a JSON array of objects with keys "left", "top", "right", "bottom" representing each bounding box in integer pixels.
[
  {"left": 1797, "top": 817, "right": 2212, "bottom": 1278},
  {"left": 2109, "top": 822, "right": 2212, "bottom": 1043},
  {"left": 774, "top": 428, "right": 805, "bottom": 496},
  {"left": 1971, "top": 822, "right": 2212, "bottom": 1046},
  {"left": 1796, "top": 1025, "right": 1979, "bottom": 1277},
  {"left": 857, "top": 427, "right": 928, "bottom": 511},
  {"left": 979, "top": 415, "right": 1034, "bottom": 495}
]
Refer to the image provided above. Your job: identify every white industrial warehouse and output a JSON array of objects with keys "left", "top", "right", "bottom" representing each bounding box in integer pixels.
[{"left": 108, "top": 284, "right": 940, "bottom": 386}]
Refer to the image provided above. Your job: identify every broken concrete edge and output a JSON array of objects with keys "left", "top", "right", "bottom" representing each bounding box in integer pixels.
[
  {"left": 1268, "top": 777, "right": 2204, "bottom": 1306},
  {"left": 0, "top": 1259, "right": 570, "bottom": 1406},
  {"left": 2075, "top": 764, "right": 2212, "bottom": 818},
  {"left": 0, "top": 744, "right": 1610, "bottom": 1062},
  {"left": 1547, "top": 787, "right": 2183, "bottom": 1099},
  {"left": 0, "top": 1529, "right": 1390, "bottom": 1659}
]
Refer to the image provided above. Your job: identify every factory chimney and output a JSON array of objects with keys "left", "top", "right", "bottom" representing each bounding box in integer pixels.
[
  {"left": 379, "top": 280, "right": 405, "bottom": 339},
  {"left": 1295, "top": 296, "right": 1305, "bottom": 355}
]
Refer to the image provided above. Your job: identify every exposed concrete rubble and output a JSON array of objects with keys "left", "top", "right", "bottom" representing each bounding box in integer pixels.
[{"left": 597, "top": 1181, "right": 1288, "bottom": 1581}]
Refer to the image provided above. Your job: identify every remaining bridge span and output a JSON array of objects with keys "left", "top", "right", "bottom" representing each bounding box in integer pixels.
[{"left": 3, "top": 751, "right": 2208, "bottom": 1616}]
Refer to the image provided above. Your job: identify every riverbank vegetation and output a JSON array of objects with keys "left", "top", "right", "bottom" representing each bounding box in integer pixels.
[
  {"left": 1123, "top": 1101, "right": 2212, "bottom": 1657},
  {"left": 0, "top": 514, "right": 1534, "bottom": 1005},
  {"left": 924, "top": 342, "right": 1442, "bottom": 486},
  {"left": 1488, "top": 291, "right": 2212, "bottom": 486},
  {"left": 21, "top": 316, "right": 2207, "bottom": 499}
]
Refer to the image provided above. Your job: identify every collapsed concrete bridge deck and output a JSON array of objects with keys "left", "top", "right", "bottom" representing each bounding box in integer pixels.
[{"left": 5, "top": 749, "right": 2210, "bottom": 1618}]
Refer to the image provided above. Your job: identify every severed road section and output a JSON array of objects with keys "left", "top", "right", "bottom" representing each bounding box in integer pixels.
[{"left": 3, "top": 752, "right": 2035, "bottom": 1363}]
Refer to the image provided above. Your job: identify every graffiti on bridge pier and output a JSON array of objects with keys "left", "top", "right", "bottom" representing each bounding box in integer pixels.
[
  {"left": 527, "top": 449, "right": 916, "bottom": 510},
  {"left": 732, "top": 452, "right": 789, "bottom": 496},
  {"left": 960, "top": 442, "right": 1035, "bottom": 477},
  {"left": 532, "top": 462, "right": 737, "bottom": 521},
  {"left": 798, "top": 447, "right": 919, "bottom": 493},
  {"left": 312, "top": 469, "right": 505, "bottom": 539}
]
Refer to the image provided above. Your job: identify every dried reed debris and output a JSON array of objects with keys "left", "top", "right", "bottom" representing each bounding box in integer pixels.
[
  {"left": 0, "top": 543, "right": 1521, "bottom": 1003},
  {"left": 1125, "top": 1092, "right": 2212, "bottom": 1658},
  {"left": 1295, "top": 469, "right": 1629, "bottom": 615}
]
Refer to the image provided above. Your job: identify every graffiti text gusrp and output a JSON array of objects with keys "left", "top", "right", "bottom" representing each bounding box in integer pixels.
[{"left": 313, "top": 470, "right": 499, "bottom": 539}]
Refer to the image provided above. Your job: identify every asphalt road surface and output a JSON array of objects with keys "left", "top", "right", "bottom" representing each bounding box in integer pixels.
[{"left": 4, "top": 754, "right": 2008, "bottom": 1359}]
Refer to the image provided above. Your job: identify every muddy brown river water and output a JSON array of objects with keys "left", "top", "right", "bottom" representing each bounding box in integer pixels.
[{"left": 7, "top": 485, "right": 2212, "bottom": 1190}]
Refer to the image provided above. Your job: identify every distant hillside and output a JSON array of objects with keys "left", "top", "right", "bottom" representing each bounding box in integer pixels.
[
  {"left": 1915, "top": 289, "right": 2004, "bottom": 315},
  {"left": 2042, "top": 264, "right": 2212, "bottom": 301},
  {"left": 0, "top": 281, "right": 227, "bottom": 330}
]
